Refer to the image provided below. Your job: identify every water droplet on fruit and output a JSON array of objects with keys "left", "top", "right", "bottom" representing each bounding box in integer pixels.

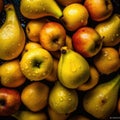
[
  {"left": 104, "top": 51, "right": 108, "bottom": 57},
  {"left": 60, "top": 98, "right": 63, "bottom": 102},
  {"left": 43, "top": 72, "right": 46, "bottom": 76},
  {"left": 107, "top": 56, "right": 112, "bottom": 60},
  {"left": 42, "top": 7, "right": 46, "bottom": 11},
  {"left": 68, "top": 98, "right": 72, "bottom": 101}
]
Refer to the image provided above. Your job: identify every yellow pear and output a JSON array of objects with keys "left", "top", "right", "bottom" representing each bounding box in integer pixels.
[
  {"left": 12, "top": 110, "right": 48, "bottom": 120},
  {"left": 0, "top": 4, "right": 26, "bottom": 60},
  {"left": 20, "top": 0, "right": 62, "bottom": 19}
]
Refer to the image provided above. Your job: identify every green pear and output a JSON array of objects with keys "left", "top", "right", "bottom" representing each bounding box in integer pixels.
[
  {"left": 49, "top": 81, "right": 78, "bottom": 114},
  {"left": 0, "top": 4, "right": 26, "bottom": 60},
  {"left": 58, "top": 46, "right": 90, "bottom": 89},
  {"left": 12, "top": 110, "right": 48, "bottom": 120},
  {"left": 83, "top": 74, "right": 120, "bottom": 119},
  {"left": 20, "top": 0, "right": 62, "bottom": 19},
  {"left": 95, "top": 14, "right": 120, "bottom": 46}
]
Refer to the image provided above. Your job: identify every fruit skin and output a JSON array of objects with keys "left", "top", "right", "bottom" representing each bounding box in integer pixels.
[
  {"left": 20, "top": 0, "right": 62, "bottom": 19},
  {"left": 12, "top": 110, "right": 48, "bottom": 120},
  {"left": 72, "top": 27, "right": 103, "bottom": 58},
  {"left": 48, "top": 107, "right": 70, "bottom": 120},
  {"left": 40, "top": 22, "right": 66, "bottom": 51},
  {"left": 20, "top": 47, "right": 53, "bottom": 81},
  {"left": 65, "top": 35, "right": 74, "bottom": 50},
  {"left": 118, "top": 98, "right": 120, "bottom": 114},
  {"left": 26, "top": 18, "right": 49, "bottom": 42},
  {"left": 61, "top": 3, "right": 89, "bottom": 31},
  {"left": 22, "top": 41, "right": 42, "bottom": 55},
  {"left": 84, "top": 0, "right": 113, "bottom": 21},
  {"left": 49, "top": 81, "right": 78, "bottom": 114},
  {"left": 95, "top": 14, "right": 120, "bottom": 46},
  {"left": 56, "top": 0, "right": 82, "bottom": 6},
  {"left": 0, "top": 4, "right": 26, "bottom": 60},
  {"left": 21, "top": 82, "right": 49, "bottom": 112},
  {"left": 58, "top": 46, "right": 90, "bottom": 89},
  {"left": 0, "top": 59, "right": 26, "bottom": 88},
  {"left": 83, "top": 74, "right": 120, "bottom": 119},
  {"left": 0, "top": 88, "right": 21, "bottom": 116},
  {"left": 77, "top": 65, "right": 99, "bottom": 91},
  {"left": 93, "top": 47, "right": 120, "bottom": 75},
  {"left": 46, "top": 58, "right": 59, "bottom": 82},
  {"left": 0, "top": 0, "right": 3, "bottom": 13}
]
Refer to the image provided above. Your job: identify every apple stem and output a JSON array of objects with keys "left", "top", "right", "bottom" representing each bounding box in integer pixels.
[
  {"left": 0, "top": 99, "right": 5, "bottom": 106},
  {"left": 61, "top": 49, "right": 67, "bottom": 54}
]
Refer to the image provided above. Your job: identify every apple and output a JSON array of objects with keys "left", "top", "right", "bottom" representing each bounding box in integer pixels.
[
  {"left": 56, "top": 0, "right": 82, "bottom": 6},
  {"left": 39, "top": 21, "right": 66, "bottom": 51},
  {"left": 61, "top": 3, "right": 89, "bottom": 31},
  {"left": 0, "top": 0, "right": 3, "bottom": 13},
  {"left": 0, "top": 59, "right": 26, "bottom": 88},
  {"left": 77, "top": 65, "right": 99, "bottom": 91},
  {"left": 72, "top": 27, "right": 103, "bottom": 58},
  {"left": 21, "top": 82, "right": 49, "bottom": 112},
  {"left": 26, "top": 18, "right": 49, "bottom": 42},
  {"left": 65, "top": 35, "right": 74, "bottom": 50},
  {"left": 46, "top": 58, "right": 59, "bottom": 82},
  {"left": 20, "top": 47, "right": 53, "bottom": 81},
  {"left": 84, "top": 0, "right": 113, "bottom": 22},
  {"left": 93, "top": 47, "right": 120, "bottom": 75},
  {"left": 22, "top": 41, "right": 42, "bottom": 55},
  {"left": 0, "top": 88, "right": 21, "bottom": 116}
]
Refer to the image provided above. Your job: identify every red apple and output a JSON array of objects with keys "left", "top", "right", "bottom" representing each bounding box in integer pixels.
[
  {"left": 39, "top": 22, "right": 66, "bottom": 51},
  {"left": 0, "top": 88, "right": 21, "bottom": 116},
  {"left": 72, "top": 27, "right": 103, "bottom": 57},
  {"left": 84, "top": 0, "right": 113, "bottom": 22}
]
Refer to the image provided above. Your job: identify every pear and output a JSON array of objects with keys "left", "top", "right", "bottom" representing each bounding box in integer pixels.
[
  {"left": 12, "top": 110, "right": 48, "bottom": 120},
  {"left": 0, "top": 4, "right": 26, "bottom": 60},
  {"left": 49, "top": 81, "right": 78, "bottom": 114},
  {"left": 58, "top": 46, "right": 90, "bottom": 89},
  {"left": 95, "top": 14, "right": 120, "bottom": 46},
  {"left": 20, "top": 0, "right": 62, "bottom": 19},
  {"left": 83, "top": 74, "right": 120, "bottom": 119}
]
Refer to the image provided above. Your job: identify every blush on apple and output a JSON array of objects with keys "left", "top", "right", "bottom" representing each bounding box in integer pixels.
[
  {"left": 0, "top": 88, "right": 21, "bottom": 116},
  {"left": 39, "top": 22, "right": 66, "bottom": 51},
  {"left": 84, "top": 0, "right": 113, "bottom": 22},
  {"left": 72, "top": 27, "right": 103, "bottom": 58}
]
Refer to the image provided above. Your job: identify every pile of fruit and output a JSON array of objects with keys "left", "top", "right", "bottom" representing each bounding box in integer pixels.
[{"left": 0, "top": 0, "right": 120, "bottom": 120}]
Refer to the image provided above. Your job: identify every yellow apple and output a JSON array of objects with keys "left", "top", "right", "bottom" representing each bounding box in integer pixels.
[
  {"left": 20, "top": 47, "right": 53, "bottom": 81},
  {"left": 21, "top": 82, "right": 49, "bottom": 112},
  {"left": 77, "top": 65, "right": 99, "bottom": 91},
  {"left": 61, "top": 3, "right": 89, "bottom": 31},
  {"left": 22, "top": 41, "right": 42, "bottom": 55},
  {"left": 93, "top": 47, "right": 120, "bottom": 75},
  {"left": 26, "top": 18, "right": 49, "bottom": 42},
  {"left": 46, "top": 58, "right": 59, "bottom": 82},
  {"left": 0, "top": 59, "right": 26, "bottom": 88}
]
